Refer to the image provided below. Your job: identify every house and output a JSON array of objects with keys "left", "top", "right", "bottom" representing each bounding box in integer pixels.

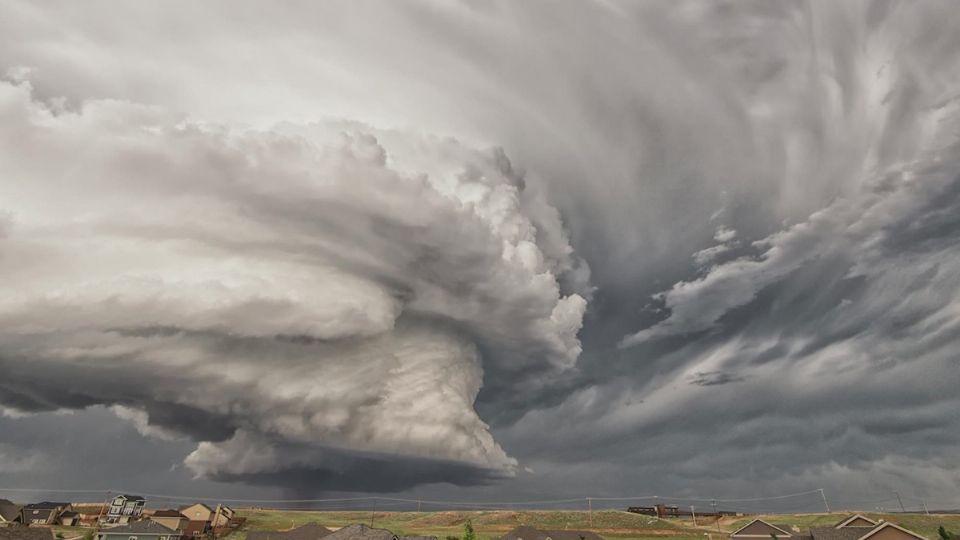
[
  {"left": 0, "top": 527, "right": 54, "bottom": 540},
  {"left": 178, "top": 505, "right": 213, "bottom": 524},
  {"left": 499, "top": 526, "right": 605, "bottom": 540},
  {"left": 58, "top": 511, "right": 81, "bottom": 527},
  {"left": 149, "top": 510, "right": 188, "bottom": 533},
  {"left": 105, "top": 495, "right": 146, "bottom": 525},
  {"left": 21, "top": 503, "right": 70, "bottom": 526},
  {"left": 73, "top": 505, "right": 107, "bottom": 527},
  {"left": 181, "top": 520, "right": 210, "bottom": 540},
  {"left": 246, "top": 523, "right": 334, "bottom": 540},
  {"left": 730, "top": 517, "right": 929, "bottom": 540},
  {"left": 730, "top": 520, "right": 802, "bottom": 540},
  {"left": 809, "top": 518, "right": 928, "bottom": 540},
  {"left": 323, "top": 524, "right": 399, "bottom": 540},
  {"left": 0, "top": 500, "right": 22, "bottom": 527},
  {"left": 96, "top": 521, "right": 178, "bottom": 540},
  {"left": 834, "top": 517, "right": 879, "bottom": 529},
  {"left": 210, "top": 506, "right": 236, "bottom": 529}
]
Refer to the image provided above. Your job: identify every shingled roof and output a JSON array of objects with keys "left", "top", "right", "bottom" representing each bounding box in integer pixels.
[
  {"left": 324, "top": 524, "right": 398, "bottom": 540},
  {"left": 0, "top": 529, "right": 53, "bottom": 540},
  {"left": 247, "top": 523, "right": 335, "bottom": 540},
  {"left": 0, "top": 499, "right": 22, "bottom": 522},
  {"left": 810, "top": 528, "right": 871, "bottom": 540},
  {"left": 499, "top": 526, "right": 605, "bottom": 540},
  {"left": 99, "top": 520, "right": 178, "bottom": 536}
]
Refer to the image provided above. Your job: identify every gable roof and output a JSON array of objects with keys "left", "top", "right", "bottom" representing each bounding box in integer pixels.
[
  {"left": 856, "top": 523, "right": 928, "bottom": 540},
  {"left": 246, "top": 523, "right": 335, "bottom": 540},
  {"left": 100, "top": 521, "right": 178, "bottom": 535},
  {"left": 115, "top": 495, "right": 146, "bottom": 502},
  {"left": 730, "top": 520, "right": 794, "bottom": 538},
  {"left": 179, "top": 503, "right": 213, "bottom": 513},
  {"left": 0, "top": 499, "right": 22, "bottom": 522},
  {"left": 324, "top": 524, "right": 398, "bottom": 540},
  {"left": 835, "top": 516, "right": 878, "bottom": 529},
  {"left": 24, "top": 502, "right": 68, "bottom": 510},
  {"left": 812, "top": 527, "right": 877, "bottom": 540},
  {"left": 152, "top": 510, "right": 186, "bottom": 518},
  {"left": 499, "top": 526, "right": 604, "bottom": 540},
  {"left": 0, "top": 527, "right": 54, "bottom": 540}
]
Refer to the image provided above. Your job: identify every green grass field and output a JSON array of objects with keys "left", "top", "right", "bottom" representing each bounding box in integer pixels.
[{"left": 235, "top": 509, "right": 960, "bottom": 540}]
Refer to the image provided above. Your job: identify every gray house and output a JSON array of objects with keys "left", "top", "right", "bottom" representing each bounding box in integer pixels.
[
  {"left": 97, "top": 521, "right": 178, "bottom": 540},
  {"left": 105, "top": 495, "right": 146, "bottom": 525}
]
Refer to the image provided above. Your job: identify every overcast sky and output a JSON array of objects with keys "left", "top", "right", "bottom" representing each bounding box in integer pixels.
[{"left": 2, "top": 0, "right": 960, "bottom": 511}]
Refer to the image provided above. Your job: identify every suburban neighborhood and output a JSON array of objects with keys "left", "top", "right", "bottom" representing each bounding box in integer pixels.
[{"left": 0, "top": 492, "right": 955, "bottom": 540}]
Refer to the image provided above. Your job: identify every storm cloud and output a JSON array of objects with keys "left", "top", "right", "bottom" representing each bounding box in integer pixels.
[{"left": 2, "top": 0, "right": 960, "bottom": 503}]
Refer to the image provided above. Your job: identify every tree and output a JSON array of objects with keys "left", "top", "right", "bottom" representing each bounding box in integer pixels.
[
  {"left": 938, "top": 526, "right": 953, "bottom": 540},
  {"left": 83, "top": 530, "right": 95, "bottom": 540},
  {"left": 464, "top": 520, "right": 476, "bottom": 540}
]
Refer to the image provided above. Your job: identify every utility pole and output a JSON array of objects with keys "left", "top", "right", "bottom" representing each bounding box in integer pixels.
[
  {"left": 691, "top": 506, "right": 698, "bottom": 528},
  {"left": 921, "top": 501, "right": 929, "bottom": 515},
  {"left": 588, "top": 498, "right": 593, "bottom": 528},
  {"left": 894, "top": 491, "right": 906, "bottom": 513},
  {"left": 370, "top": 498, "right": 377, "bottom": 528},
  {"left": 712, "top": 500, "right": 721, "bottom": 533},
  {"left": 417, "top": 498, "right": 422, "bottom": 512},
  {"left": 819, "top": 489, "right": 831, "bottom": 514}
]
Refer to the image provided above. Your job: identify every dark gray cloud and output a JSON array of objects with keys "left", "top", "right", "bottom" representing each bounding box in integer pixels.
[{"left": 1, "top": 0, "right": 960, "bottom": 505}]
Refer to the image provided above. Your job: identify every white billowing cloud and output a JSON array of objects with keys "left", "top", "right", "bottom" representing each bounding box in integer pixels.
[{"left": 0, "top": 78, "right": 587, "bottom": 483}]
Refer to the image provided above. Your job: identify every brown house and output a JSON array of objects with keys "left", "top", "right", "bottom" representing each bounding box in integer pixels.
[
  {"left": 809, "top": 520, "right": 928, "bottom": 540},
  {"left": 731, "top": 516, "right": 928, "bottom": 540},
  {"left": 179, "top": 504, "right": 213, "bottom": 524},
  {"left": 150, "top": 510, "right": 188, "bottom": 533},
  {"left": 0, "top": 500, "right": 22, "bottom": 527},
  {"left": 730, "top": 520, "right": 799, "bottom": 540}
]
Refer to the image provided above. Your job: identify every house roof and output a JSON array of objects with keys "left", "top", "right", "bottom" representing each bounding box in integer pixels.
[
  {"left": 23, "top": 508, "right": 56, "bottom": 520},
  {"left": 246, "top": 523, "right": 335, "bottom": 540},
  {"left": 812, "top": 527, "right": 876, "bottom": 540},
  {"left": 152, "top": 510, "right": 186, "bottom": 518},
  {"left": 834, "top": 516, "right": 879, "bottom": 529},
  {"left": 0, "top": 499, "right": 22, "bottom": 522},
  {"left": 857, "top": 523, "right": 928, "bottom": 540},
  {"left": 499, "top": 526, "right": 605, "bottom": 540},
  {"left": 324, "top": 523, "right": 398, "bottom": 540},
  {"left": 24, "top": 502, "right": 68, "bottom": 510},
  {"left": 116, "top": 495, "right": 146, "bottom": 502},
  {"left": 0, "top": 527, "right": 54, "bottom": 540},
  {"left": 60, "top": 511, "right": 80, "bottom": 519},
  {"left": 730, "top": 520, "right": 795, "bottom": 538},
  {"left": 100, "top": 521, "right": 178, "bottom": 536},
  {"left": 73, "top": 505, "right": 107, "bottom": 516},
  {"left": 179, "top": 503, "right": 212, "bottom": 513}
]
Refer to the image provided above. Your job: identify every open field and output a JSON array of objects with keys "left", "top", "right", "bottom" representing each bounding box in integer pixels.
[
  {"left": 236, "top": 509, "right": 702, "bottom": 540},
  {"left": 235, "top": 509, "right": 960, "bottom": 540}
]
